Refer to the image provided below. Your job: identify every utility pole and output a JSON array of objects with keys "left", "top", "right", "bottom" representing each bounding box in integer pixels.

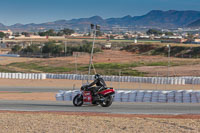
[
  {"left": 167, "top": 44, "right": 171, "bottom": 78},
  {"left": 64, "top": 37, "right": 67, "bottom": 56},
  {"left": 88, "top": 24, "right": 100, "bottom": 75},
  {"left": 75, "top": 53, "right": 77, "bottom": 74}
]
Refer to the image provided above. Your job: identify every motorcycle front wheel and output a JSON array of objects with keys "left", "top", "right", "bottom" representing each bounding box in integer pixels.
[
  {"left": 100, "top": 95, "right": 113, "bottom": 107},
  {"left": 73, "top": 94, "right": 83, "bottom": 107}
]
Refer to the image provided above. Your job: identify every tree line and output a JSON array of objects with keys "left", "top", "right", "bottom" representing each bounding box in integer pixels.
[
  {"left": 38, "top": 28, "right": 75, "bottom": 36},
  {"left": 11, "top": 41, "right": 102, "bottom": 56},
  {"left": 0, "top": 32, "right": 6, "bottom": 38},
  {"left": 146, "top": 29, "right": 174, "bottom": 36}
]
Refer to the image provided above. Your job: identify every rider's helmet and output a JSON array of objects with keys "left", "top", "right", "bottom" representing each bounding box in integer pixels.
[{"left": 94, "top": 74, "right": 101, "bottom": 79}]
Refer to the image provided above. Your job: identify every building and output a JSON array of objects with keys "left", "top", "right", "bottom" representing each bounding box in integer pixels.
[
  {"left": 114, "top": 35, "right": 125, "bottom": 40},
  {"left": 0, "top": 29, "right": 13, "bottom": 35},
  {"left": 192, "top": 39, "right": 200, "bottom": 44},
  {"left": 162, "top": 36, "right": 182, "bottom": 39},
  {"left": 70, "top": 33, "right": 84, "bottom": 37},
  {"left": 139, "top": 35, "right": 150, "bottom": 39}
]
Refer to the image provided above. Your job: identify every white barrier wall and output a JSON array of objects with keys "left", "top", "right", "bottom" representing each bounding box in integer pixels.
[
  {"left": 0, "top": 73, "right": 46, "bottom": 80},
  {"left": 1, "top": 72, "right": 200, "bottom": 85},
  {"left": 56, "top": 90, "right": 200, "bottom": 103},
  {"left": 46, "top": 74, "right": 188, "bottom": 85}
]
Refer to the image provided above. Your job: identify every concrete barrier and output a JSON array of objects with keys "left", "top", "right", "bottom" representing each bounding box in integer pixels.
[
  {"left": 158, "top": 91, "right": 167, "bottom": 103},
  {"left": 151, "top": 91, "right": 159, "bottom": 103},
  {"left": 1, "top": 72, "right": 200, "bottom": 85},
  {"left": 128, "top": 91, "right": 137, "bottom": 102},
  {"left": 56, "top": 90, "right": 200, "bottom": 103},
  {"left": 0, "top": 72, "right": 46, "bottom": 80},
  {"left": 135, "top": 91, "right": 145, "bottom": 102},
  {"left": 167, "top": 91, "right": 175, "bottom": 103},
  {"left": 143, "top": 91, "right": 152, "bottom": 102}
]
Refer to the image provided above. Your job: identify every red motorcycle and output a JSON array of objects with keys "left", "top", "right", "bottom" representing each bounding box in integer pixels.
[{"left": 73, "top": 85, "right": 115, "bottom": 107}]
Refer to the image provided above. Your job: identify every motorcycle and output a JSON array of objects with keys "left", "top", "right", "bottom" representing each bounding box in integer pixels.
[{"left": 73, "top": 85, "right": 115, "bottom": 107}]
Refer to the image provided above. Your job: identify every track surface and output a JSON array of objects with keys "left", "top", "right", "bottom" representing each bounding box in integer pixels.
[
  {"left": 0, "top": 100, "right": 200, "bottom": 114},
  {"left": 1, "top": 86, "right": 200, "bottom": 114}
]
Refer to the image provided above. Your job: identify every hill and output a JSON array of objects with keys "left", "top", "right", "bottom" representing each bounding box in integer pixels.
[
  {"left": 188, "top": 18, "right": 200, "bottom": 27},
  {"left": 1, "top": 10, "right": 200, "bottom": 32}
]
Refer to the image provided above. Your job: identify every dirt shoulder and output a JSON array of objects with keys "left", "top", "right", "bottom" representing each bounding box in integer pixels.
[
  {"left": 0, "top": 78, "right": 199, "bottom": 90},
  {"left": 0, "top": 111, "right": 199, "bottom": 133},
  {"left": 135, "top": 64, "right": 200, "bottom": 77},
  {"left": 0, "top": 92, "right": 56, "bottom": 101}
]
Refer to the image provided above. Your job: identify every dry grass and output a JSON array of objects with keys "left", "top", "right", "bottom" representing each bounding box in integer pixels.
[
  {"left": 0, "top": 112, "right": 200, "bottom": 133},
  {"left": 7, "top": 38, "right": 200, "bottom": 47},
  {"left": 0, "top": 57, "right": 39, "bottom": 65},
  {"left": 1, "top": 49, "right": 200, "bottom": 76},
  {"left": 0, "top": 92, "right": 56, "bottom": 101}
]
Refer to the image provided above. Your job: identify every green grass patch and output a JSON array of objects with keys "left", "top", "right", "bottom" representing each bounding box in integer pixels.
[
  {"left": 0, "top": 65, "right": 17, "bottom": 73},
  {"left": 80, "top": 62, "right": 147, "bottom": 76},
  {"left": 93, "top": 62, "right": 143, "bottom": 69},
  {"left": 5, "top": 60, "right": 182, "bottom": 76},
  {"left": 146, "top": 61, "right": 178, "bottom": 66},
  {"left": 8, "top": 62, "right": 73, "bottom": 73},
  {"left": 121, "top": 70, "right": 146, "bottom": 76}
]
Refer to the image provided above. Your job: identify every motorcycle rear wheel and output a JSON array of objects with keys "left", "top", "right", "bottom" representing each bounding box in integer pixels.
[
  {"left": 73, "top": 94, "right": 83, "bottom": 107},
  {"left": 100, "top": 95, "right": 113, "bottom": 107}
]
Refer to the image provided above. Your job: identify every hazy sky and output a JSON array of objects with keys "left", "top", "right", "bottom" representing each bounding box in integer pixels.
[{"left": 1, "top": 0, "right": 200, "bottom": 25}]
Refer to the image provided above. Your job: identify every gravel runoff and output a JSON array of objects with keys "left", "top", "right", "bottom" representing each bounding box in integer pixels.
[{"left": 0, "top": 111, "right": 200, "bottom": 133}]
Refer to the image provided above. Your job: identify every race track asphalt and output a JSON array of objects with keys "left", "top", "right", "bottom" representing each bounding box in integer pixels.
[
  {"left": 1, "top": 86, "right": 200, "bottom": 114},
  {"left": 0, "top": 100, "right": 200, "bottom": 115}
]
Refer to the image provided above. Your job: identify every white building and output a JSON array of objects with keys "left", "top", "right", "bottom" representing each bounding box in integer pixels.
[
  {"left": 114, "top": 35, "right": 125, "bottom": 40},
  {"left": 0, "top": 29, "right": 13, "bottom": 35}
]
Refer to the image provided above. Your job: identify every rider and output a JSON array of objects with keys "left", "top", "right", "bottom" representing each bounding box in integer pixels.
[{"left": 87, "top": 74, "right": 107, "bottom": 95}]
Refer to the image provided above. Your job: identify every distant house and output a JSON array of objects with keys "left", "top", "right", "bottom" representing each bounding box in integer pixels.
[
  {"left": 192, "top": 39, "right": 200, "bottom": 44},
  {"left": 162, "top": 36, "right": 182, "bottom": 39},
  {"left": 102, "top": 43, "right": 112, "bottom": 49},
  {"left": 8, "top": 36, "right": 15, "bottom": 39},
  {"left": 0, "top": 29, "right": 13, "bottom": 35},
  {"left": 70, "top": 33, "right": 84, "bottom": 37},
  {"left": 114, "top": 35, "right": 124, "bottom": 40},
  {"left": 139, "top": 35, "right": 150, "bottom": 39}
]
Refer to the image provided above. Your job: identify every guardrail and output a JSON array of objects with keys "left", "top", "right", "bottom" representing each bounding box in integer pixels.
[
  {"left": 56, "top": 90, "right": 200, "bottom": 103},
  {"left": 47, "top": 74, "right": 187, "bottom": 85},
  {"left": 0, "top": 73, "right": 46, "bottom": 80},
  {"left": 0, "top": 72, "right": 200, "bottom": 85}
]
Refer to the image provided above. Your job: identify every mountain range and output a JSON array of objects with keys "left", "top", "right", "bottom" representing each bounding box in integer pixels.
[
  {"left": 1, "top": 10, "right": 200, "bottom": 32},
  {"left": 187, "top": 18, "right": 200, "bottom": 28}
]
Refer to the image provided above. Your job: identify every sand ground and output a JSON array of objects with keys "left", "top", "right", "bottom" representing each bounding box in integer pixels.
[
  {"left": 1, "top": 50, "right": 200, "bottom": 76},
  {"left": 0, "top": 111, "right": 200, "bottom": 133},
  {"left": 0, "top": 79, "right": 199, "bottom": 90},
  {"left": 0, "top": 92, "right": 56, "bottom": 101}
]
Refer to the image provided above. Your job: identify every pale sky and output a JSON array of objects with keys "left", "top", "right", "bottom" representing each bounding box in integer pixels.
[{"left": 0, "top": 0, "right": 200, "bottom": 25}]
